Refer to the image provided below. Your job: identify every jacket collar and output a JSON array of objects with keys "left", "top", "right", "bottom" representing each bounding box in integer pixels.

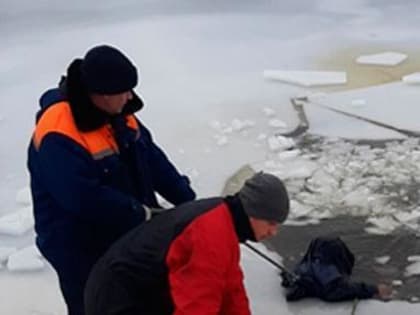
[
  {"left": 63, "top": 58, "right": 144, "bottom": 132},
  {"left": 224, "top": 194, "right": 256, "bottom": 242}
]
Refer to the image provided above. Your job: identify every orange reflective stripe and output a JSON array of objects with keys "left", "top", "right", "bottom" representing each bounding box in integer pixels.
[
  {"left": 126, "top": 115, "right": 140, "bottom": 140},
  {"left": 33, "top": 102, "right": 119, "bottom": 156}
]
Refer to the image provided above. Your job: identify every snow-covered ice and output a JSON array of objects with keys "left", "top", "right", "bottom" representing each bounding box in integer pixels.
[
  {"left": 7, "top": 245, "right": 45, "bottom": 272},
  {"left": 2, "top": 0, "right": 420, "bottom": 314},
  {"left": 0, "top": 207, "right": 34, "bottom": 236},
  {"left": 263, "top": 70, "right": 347, "bottom": 87},
  {"left": 307, "top": 82, "right": 420, "bottom": 134},
  {"left": 350, "top": 99, "right": 367, "bottom": 107},
  {"left": 0, "top": 247, "right": 17, "bottom": 264},
  {"left": 262, "top": 107, "right": 276, "bottom": 117},
  {"left": 356, "top": 52, "right": 408, "bottom": 66},
  {"left": 268, "top": 119, "right": 287, "bottom": 129},
  {"left": 267, "top": 135, "right": 295, "bottom": 152},
  {"left": 15, "top": 186, "right": 32, "bottom": 206}
]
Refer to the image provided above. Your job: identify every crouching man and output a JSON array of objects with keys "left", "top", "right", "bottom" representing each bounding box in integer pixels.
[{"left": 84, "top": 172, "right": 290, "bottom": 315}]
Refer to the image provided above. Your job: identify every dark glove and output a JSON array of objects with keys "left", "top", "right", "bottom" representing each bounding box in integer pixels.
[{"left": 144, "top": 206, "right": 170, "bottom": 220}]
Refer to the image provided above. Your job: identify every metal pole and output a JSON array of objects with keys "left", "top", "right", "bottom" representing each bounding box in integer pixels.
[{"left": 244, "top": 242, "right": 298, "bottom": 281}]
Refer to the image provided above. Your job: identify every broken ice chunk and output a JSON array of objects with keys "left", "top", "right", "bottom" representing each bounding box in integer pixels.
[
  {"left": 263, "top": 70, "right": 347, "bottom": 87},
  {"left": 262, "top": 107, "right": 276, "bottom": 117},
  {"left": 7, "top": 245, "right": 45, "bottom": 272},
  {"left": 268, "top": 119, "right": 287, "bottom": 129},
  {"left": 277, "top": 149, "right": 301, "bottom": 160},
  {"left": 15, "top": 186, "right": 32, "bottom": 206},
  {"left": 402, "top": 72, "right": 420, "bottom": 84},
  {"left": 0, "top": 247, "right": 17, "bottom": 264},
  {"left": 214, "top": 135, "right": 228, "bottom": 146},
  {"left": 356, "top": 51, "right": 407, "bottom": 66},
  {"left": 405, "top": 261, "right": 420, "bottom": 276},
  {"left": 407, "top": 255, "right": 420, "bottom": 262},
  {"left": 267, "top": 136, "right": 295, "bottom": 152},
  {"left": 375, "top": 256, "right": 391, "bottom": 265},
  {"left": 392, "top": 280, "right": 403, "bottom": 286},
  {"left": 0, "top": 207, "right": 34, "bottom": 236}
]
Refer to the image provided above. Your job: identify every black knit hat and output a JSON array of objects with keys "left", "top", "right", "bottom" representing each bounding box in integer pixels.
[
  {"left": 80, "top": 45, "right": 138, "bottom": 94},
  {"left": 238, "top": 172, "right": 290, "bottom": 223}
]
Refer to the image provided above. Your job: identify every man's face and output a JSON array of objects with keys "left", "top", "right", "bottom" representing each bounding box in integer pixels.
[
  {"left": 249, "top": 217, "right": 279, "bottom": 241},
  {"left": 91, "top": 90, "right": 133, "bottom": 115}
]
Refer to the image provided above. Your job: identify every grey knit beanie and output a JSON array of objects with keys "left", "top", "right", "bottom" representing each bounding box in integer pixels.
[{"left": 238, "top": 172, "right": 290, "bottom": 223}]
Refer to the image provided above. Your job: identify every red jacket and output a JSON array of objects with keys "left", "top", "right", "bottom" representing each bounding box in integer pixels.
[{"left": 167, "top": 203, "right": 251, "bottom": 315}]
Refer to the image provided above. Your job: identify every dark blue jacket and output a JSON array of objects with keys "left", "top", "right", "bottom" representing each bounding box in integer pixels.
[
  {"left": 282, "top": 237, "right": 378, "bottom": 302},
  {"left": 28, "top": 85, "right": 196, "bottom": 274}
]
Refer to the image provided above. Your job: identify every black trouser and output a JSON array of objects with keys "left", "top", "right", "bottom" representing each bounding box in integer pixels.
[
  {"left": 57, "top": 270, "right": 89, "bottom": 315},
  {"left": 41, "top": 247, "right": 96, "bottom": 315}
]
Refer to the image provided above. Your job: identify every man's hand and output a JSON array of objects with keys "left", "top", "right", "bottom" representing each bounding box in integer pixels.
[
  {"left": 144, "top": 206, "right": 170, "bottom": 220},
  {"left": 376, "top": 284, "right": 393, "bottom": 301}
]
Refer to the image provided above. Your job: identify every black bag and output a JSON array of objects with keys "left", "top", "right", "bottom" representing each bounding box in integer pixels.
[{"left": 281, "top": 237, "right": 377, "bottom": 302}]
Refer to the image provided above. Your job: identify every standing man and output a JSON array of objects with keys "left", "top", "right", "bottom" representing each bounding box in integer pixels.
[
  {"left": 85, "top": 172, "right": 290, "bottom": 315},
  {"left": 27, "top": 45, "right": 196, "bottom": 315}
]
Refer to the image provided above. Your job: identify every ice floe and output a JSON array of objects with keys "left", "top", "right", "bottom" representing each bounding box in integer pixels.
[
  {"left": 356, "top": 52, "right": 407, "bottom": 66},
  {"left": 402, "top": 72, "right": 420, "bottom": 84},
  {"left": 263, "top": 70, "right": 347, "bottom": 87}
]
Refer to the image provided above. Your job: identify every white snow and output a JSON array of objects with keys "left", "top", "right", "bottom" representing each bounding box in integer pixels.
[
  {"left": 262, "top": 107, "right": 276, "bottom": 117},
  {"left": 267, "top": 136, "right": 295, "bottom": 152},
  {"left": 350, "top": 99, "right": 367, "bottom": 107},
  {"left": 402, "top": 72, "right": 420, "bottom": 84},
  {"left": 268, "top": 119, "right": 287, "bottom": 129},
  {"left": 15, "top": 186, "right": 32, "bottom": 206},
  {"left": 263, "top": 70, "right": 347, "bottom": 87},
  {"left": 0, "top": 207, "right": 34, "bottom": 236},
  {"left": 215, "top": 135, "right": 229, "bottom": 146},
  {"left": 356, "top": 52, "right": 408, "bottom": 66},
  {"left": 7, "top": 246, "right": 45, "bottom": 272},
  {"left": 0, "top": 247, "right": 17, "bottom": 264},
  {"left": 277, "top": 149, "right": 301, "bottom": 160}
]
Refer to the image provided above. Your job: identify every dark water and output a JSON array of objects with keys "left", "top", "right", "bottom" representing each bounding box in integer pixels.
[{"left": 266, "top": 215, "right": 420, "bottom": 302}]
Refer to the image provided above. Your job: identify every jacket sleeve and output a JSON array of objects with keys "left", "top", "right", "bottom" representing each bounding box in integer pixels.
[
  {"left": 139, "top": 124, "right": 196, "bottom": 205},
  {"left": 36, "top": 133, "right": 147, "bottom": 226},
  {"left": 220, "top": 260, "right": 251, "bottom": 315},
  {"left": 167, "top": 210, "right": 250, "bottom": 315},
  {"left": 323, "top": 278, "right": 378, "bottom": 302}
]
